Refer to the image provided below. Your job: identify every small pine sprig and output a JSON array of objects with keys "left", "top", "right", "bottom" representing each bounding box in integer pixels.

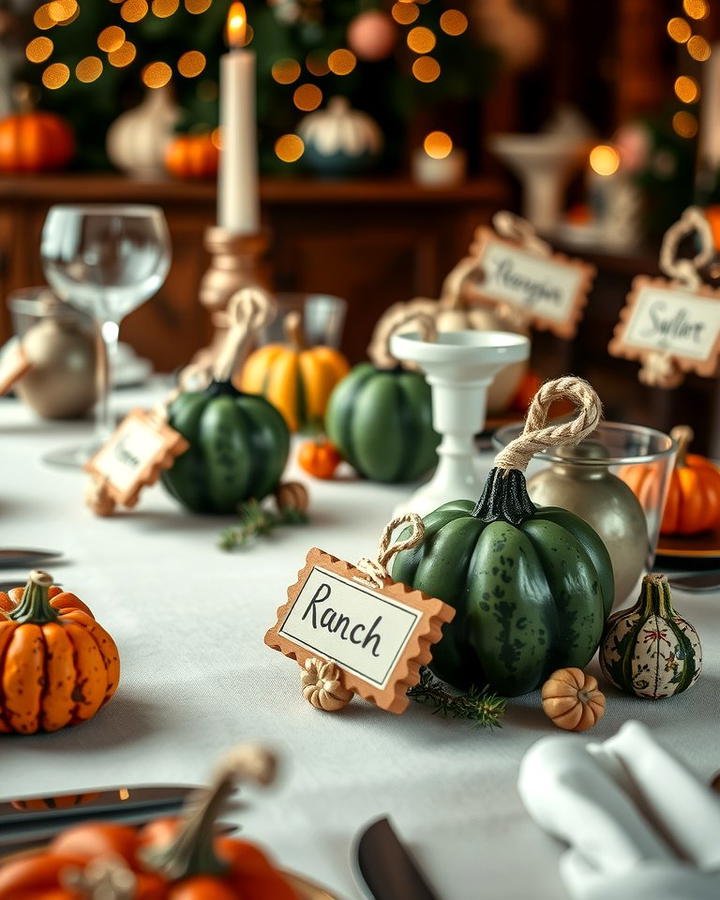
[
  {"left": 219, "top": 499, "right": 308, "bottom": 551},
  {"left": 407, "top": 668, "right": 506, "bottom": 730}
]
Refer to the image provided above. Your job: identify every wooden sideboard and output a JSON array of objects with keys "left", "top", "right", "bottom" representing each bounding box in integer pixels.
[{"left": 0, "top": 174, "right": 508, "bottom": 370}]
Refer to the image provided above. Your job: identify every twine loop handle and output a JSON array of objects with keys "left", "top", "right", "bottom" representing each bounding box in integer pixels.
[
  {"left": 494, "top": 376, "right": 603, "bottom": 473},
  {"left": 356, "top": 513, "right": 425, "bottom": 588},
  {"left": 213, "top": 287, "right": 276, "bottom": 382},
  {"left": 367, "top": 307, "right": 437, "bottom": 369},
  {"left": 492, "top": 211, "right": 552, "bottom": 257},
  {"left": 659, "top": 205, "right": 714, "bottom": 291}
]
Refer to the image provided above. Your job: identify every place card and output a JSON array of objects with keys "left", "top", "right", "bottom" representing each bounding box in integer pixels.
[
  {"left": 265, "top": 548, "right": 455, "bottom": 714},
  {"left": 609, "top": 276, "right": 720, "bottom": 378},
  {"left": 0, "top": 342, "right": 31, "bottom": 395},
  {"left": 471, "top": 227, "right": 596, "bottom": 339},
  {"left": 84, "top": 409, "right": 189, "bottom": 508}
]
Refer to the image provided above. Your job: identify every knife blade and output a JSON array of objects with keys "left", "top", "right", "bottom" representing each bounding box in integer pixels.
[
  {"left": 0, "top": 785, "right": 196, "bottom": 827},
  {"left": 354, "top": 817, "right": 440, "bottom": 900},
  {"left": 0, "top": 549, "right": 63, "bottom": 569},
  {"left": 0, "top": 821, "right": 239, "bottom": 856}
]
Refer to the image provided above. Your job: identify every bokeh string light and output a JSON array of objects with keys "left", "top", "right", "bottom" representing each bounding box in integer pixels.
[
  {"left": 275, "top": 134, "right": 304, "bottom": 163},
  {"left": 666, "top": 1, "right": 713, "bottom": 138}
]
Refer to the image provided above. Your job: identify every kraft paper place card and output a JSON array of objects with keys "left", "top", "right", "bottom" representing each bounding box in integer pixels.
[
  {"left": 84, "top": 408, "right": 189, "bottom": 508},
  {"left": 265, "top": 548, "right": 456, "bottom": 714},
  {"left": 472, "top": 227, "right": 596, "bottom": 339},
  {"left": 609, "top": 275, "right": 720, "bottom": 378},
  {"left": 0, "top": 343, "right": 31, "bottom": 396}
]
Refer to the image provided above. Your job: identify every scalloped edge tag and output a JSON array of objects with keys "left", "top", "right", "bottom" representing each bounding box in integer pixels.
[
  {"left": 84, "top": 408, "right": 189, "bottom": 508},
  {"left": 265, "top": 548, "right": 455, "bottom": 714},
  {"left": 608, "top": 274, "right": 720, "bottom": 378},
  {"left": 471, "top": 227, "right": 596, "bottom": 339},
  {"left": 0, "top": 342, "right": 32, "bottom": 396}
]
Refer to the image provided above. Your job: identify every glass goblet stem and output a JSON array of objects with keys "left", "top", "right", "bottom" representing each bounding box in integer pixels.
[{"left": 94, "top": 318, "right": 120, "bottom": 444}]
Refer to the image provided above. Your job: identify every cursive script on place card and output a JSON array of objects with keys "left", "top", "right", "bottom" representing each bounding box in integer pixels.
[
  {"left": 84, "top": 408, "right": 189, "bottom": 508},
  {"left": 609, "top": 276, "right": 720, "bottom": 378},
  {"left": 265, "top": 548, "right": 455, "bottom": 714},
  {"left": 0, "top": 342, "right": 32, "bottom": 396},
  {"left": 471, "top": 228, "right": 596, "bottom": 339}
]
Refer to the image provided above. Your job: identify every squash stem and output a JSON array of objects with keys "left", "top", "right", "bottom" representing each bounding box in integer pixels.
[
  {"left": 472, "top": 467, "right": 536, "bottom": 526},
  {"left": 142, "top": 745, "right": 276, "bottom": 882},
  {"left": 670, "top": 425, "right": 693, "bottom": 468},
  {"left": 284, "top": 310, "right": 305, "bottom": 352},
  {"left": 9, "top": 570, "right": 58, "bottom": 625},
  {"left": 640, "top": 573, "right": 675, "bottom": 618}
]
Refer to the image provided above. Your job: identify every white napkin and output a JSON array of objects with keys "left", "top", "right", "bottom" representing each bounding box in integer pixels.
[{"left": 518, "top": 721, "right": 720, "bottom": 900}]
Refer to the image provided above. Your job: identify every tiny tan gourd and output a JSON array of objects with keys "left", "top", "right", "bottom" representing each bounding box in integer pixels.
[
  {"left": 541, "top": 667, "right": 606, "bottom": 732},
  {"left": 301, "top": 658, "right": 353, "bottom": 711}
]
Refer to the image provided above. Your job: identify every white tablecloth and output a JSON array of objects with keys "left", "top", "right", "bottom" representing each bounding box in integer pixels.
[{"left": 1, "top": 385, "right": 719, "bottom": 900}]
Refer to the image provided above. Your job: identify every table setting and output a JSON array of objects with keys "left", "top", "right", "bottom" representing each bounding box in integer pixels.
[{"left": 3, "top": 3, "right": 720, "bottom": 898}]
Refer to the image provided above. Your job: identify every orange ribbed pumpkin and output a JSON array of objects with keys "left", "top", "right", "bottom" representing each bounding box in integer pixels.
[
  {"left": 165, "top": 133, "right": 219, "bottom": 179},
  {"left": 0, "top": 571, "right": 119, "bottom": 734},
  {"left": 622, "top": 425, "right": 720, "bottom": 536},
  {"left": 0, "top": 112, "right": 74, "bottom": 173}
]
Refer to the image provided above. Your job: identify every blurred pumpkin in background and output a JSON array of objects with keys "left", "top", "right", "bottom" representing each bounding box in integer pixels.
[
  {"left": 165, "top": 131, "right": 219, "bottom": 180},
  {"left": 0, "top": 86, "right": 74, "bottom": 173},
  {"left": 622, "top": 425, "right": 720, "bottom": 536}
]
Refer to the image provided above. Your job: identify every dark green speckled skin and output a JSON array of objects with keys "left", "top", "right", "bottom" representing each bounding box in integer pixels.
[
  {"left": 392, "top": 499, "right": 613, "bottom": 696},
  {"left": 162, "top": 381, "right": 289, "bottom": 514},
  {"left": 325, "top": 362, "right": 439, "bottom": 483}
]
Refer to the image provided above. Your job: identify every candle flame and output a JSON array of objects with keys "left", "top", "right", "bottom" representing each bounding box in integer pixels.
[{"left": 227, "top": 2, "right": 247, "bottom": 48}]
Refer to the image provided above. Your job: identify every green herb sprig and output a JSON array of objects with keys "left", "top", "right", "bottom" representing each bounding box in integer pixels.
[
  {"left": 219, "top": 499, "right": 307, "bottom": 551},
  {"left": 407, "top": 668, "right": 506, "bottom": 730}
]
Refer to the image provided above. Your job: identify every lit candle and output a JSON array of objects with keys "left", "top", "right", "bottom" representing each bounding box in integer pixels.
[
  {"left": 412, "top": 131, "right": 467, "bottom": 187},
  {"left": 218, "top": 2, "right": 260, "bottom": 234}
]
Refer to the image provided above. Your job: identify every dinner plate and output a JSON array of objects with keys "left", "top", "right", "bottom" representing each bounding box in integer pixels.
[{"left": 655, "top": 524, "right": 720, "bottom": 568}]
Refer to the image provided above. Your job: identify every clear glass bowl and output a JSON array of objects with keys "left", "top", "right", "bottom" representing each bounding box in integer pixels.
[
  {"left": 493, "top": 421, "right": 677, "bottom": 567},
  {"left": 257, "top": 293, "right": 347, "bottom": 348}
]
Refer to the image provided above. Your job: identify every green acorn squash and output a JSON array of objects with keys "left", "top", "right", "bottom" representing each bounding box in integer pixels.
[
  {"left": 392, "top": 467, "right": 614, "bottom": 696},
  {"left": 325, "top": 362, "right": 439, "bottom": 483},
  {"left": 162, "top": 380, "right": 290, "bottom": 514}
]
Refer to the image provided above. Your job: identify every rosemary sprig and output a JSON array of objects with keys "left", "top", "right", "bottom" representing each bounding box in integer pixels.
[
  {"left": 407, "top": 668, "right": 506, "bottom": 729},
  {"left": 219, "top": 499, "right": 308, "bottom": 551}
]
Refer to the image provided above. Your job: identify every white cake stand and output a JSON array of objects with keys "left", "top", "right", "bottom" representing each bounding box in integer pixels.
[{"left": 390, "top": 330, "right": 530, "bottom": 517}]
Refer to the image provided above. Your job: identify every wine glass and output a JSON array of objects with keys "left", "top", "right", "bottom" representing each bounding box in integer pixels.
[{"left": 40, "top": 204, "right": 171, "bottom": 467}]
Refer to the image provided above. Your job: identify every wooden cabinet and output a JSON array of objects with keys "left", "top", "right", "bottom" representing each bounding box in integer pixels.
[{"left": 0, "top": 174, "right": 507, "bottom": 369}]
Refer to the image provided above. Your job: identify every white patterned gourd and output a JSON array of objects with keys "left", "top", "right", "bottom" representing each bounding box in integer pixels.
[
  {"left": 298, "top": 96, "right": 383, "bottom": 176},
  {"left": 600, "top": 573, "right": 701, "bottom": 700}
]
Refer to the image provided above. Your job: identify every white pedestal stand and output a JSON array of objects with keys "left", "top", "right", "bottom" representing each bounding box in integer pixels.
[{"left": 390, "top": 331, "right": 530, "bottom": 517}]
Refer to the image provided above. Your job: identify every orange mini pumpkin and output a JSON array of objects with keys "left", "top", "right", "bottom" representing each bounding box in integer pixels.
[
  {"left": 0, "top": 97, "right": 74, "bottom": 173},
  {"left": 165, "top": 132, "right": 219, "bottom": 180},
  {"left": 298, "top": 438, "right": 342, "bottom": 479},
  {"left": 541, "top": 667, "right": 605, "bottom": 732},
  {"left": 0, "top": 747, "right": 300, "bottom": 900},
  {"left": 0, "top": 570, "right": 119, "bottom": 734},
  {"left": 623, "top": 425, "right": 720, "bottom": 536},
  {"left": 240, "top": 312, "right": 350, "bottom": 432}
]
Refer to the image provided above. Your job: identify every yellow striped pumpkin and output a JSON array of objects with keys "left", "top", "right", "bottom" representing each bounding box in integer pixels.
[{"left": 239, "top": 312, "right": 349, "bottom": 432}]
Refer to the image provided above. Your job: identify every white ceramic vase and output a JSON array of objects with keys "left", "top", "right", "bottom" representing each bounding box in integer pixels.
[{"left": 107, "top": 86, "right": 179, "bottom": 179}]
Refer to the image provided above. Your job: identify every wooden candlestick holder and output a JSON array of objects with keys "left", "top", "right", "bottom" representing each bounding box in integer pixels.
[
  {"left": 195, "top": 226, "right": 273, "bottom": 367},
  {"left": 200, "top": 226, "right": 272, "bottom": 314}
]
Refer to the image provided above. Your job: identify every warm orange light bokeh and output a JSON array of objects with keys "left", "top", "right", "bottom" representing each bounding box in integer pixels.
[
  {"left": 424, "top": 131, "right": 453, "bottom": 159},
  {"left": 589, "top": 144, "right": 620, "bottom": 176},
  {"left": 227, "top": 2, "right": 247, "bottom": 48}
]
